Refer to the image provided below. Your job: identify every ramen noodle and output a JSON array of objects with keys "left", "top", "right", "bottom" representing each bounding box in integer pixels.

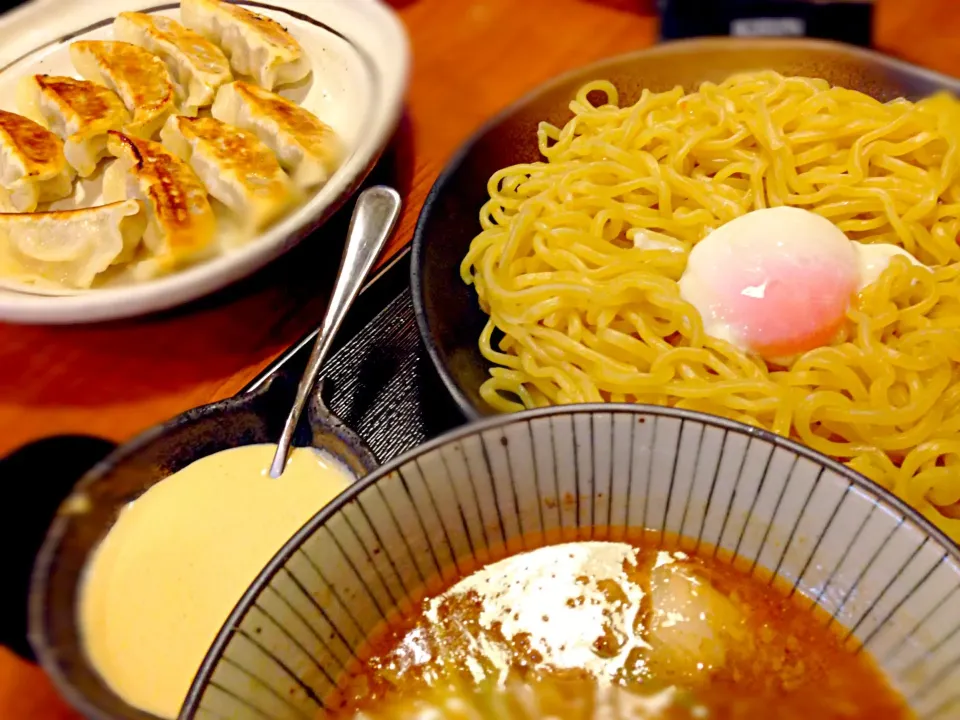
[{"left": 460, "top": 71, "right": 960, "bottom": 540}]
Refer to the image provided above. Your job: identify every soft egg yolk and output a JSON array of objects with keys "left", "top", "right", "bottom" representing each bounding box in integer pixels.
[{"left": 676, "top": 206, "right": 919, "bottom": 362}]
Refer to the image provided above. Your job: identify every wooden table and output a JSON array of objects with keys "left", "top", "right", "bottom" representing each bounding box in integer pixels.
[{"left": 1, "top": 0, "right": 957, "bottom": 716}]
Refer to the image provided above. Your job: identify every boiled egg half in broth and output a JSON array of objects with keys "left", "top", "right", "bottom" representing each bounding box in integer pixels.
[{"left": 675, "top": 206, "right": 923, "bottom": 362}]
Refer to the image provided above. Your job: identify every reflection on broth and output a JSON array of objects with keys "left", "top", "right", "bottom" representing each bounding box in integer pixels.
[{"left": 325, "top": 539, "right": 912, "bottom": 719}]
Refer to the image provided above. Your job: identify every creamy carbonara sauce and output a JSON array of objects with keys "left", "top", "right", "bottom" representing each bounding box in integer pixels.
[{"left": 80, "top": 444, "right": 353, "bottom": 719}]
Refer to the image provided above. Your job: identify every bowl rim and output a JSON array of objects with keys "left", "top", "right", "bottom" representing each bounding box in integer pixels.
[
  {"left": 183, "top": 402, "right": 960, "bottom": 717},
  {"left": 410, "top": 36, "right": 960, "bottom": 421}
]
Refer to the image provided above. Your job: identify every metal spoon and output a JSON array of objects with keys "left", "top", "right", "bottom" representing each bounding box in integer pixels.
[{"left": 269, "top": 185, "right": 402, "bottom": 478}]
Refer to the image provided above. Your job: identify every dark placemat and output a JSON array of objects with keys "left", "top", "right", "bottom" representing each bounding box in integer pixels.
[
  {"left": 320, "top": 289, "right": 466, "bottom": 462},
  {"left": 243, "top": 248, "right": 468, "bottom": 464}
]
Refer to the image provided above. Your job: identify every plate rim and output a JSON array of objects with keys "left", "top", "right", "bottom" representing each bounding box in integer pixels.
[{"left": 0, "top": 0, "right": 410, "bottom": 324}]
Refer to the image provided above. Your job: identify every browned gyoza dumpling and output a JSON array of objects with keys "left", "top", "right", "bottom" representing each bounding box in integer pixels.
[
  {"left": 0, "top": 109, "right": 75, "bottom": 212},
  {"left": 180, "top": 0, "right": 310, "bottom": 91},
  {"left": 0, "top": 199, "right": 145, "bottom": 289},
  {"left": 103, "top": 131, "right": 216, "bottom": 278},
  {"left": 18, "top": 74, "right": 129, "bottom": 177},
  {"left": 161, "top": 114, "right": 298, "bottom": 234},
  {"left": 113, "top": 12, "right": 232, "bottom": 116},
  {"left": 70, "top": 40, "right": 177, "bottom": 139},
  {"left": 212, "top": 80, "right": 340, "bottom": 190}
]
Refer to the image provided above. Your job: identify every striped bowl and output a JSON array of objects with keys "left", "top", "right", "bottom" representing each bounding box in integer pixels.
[{"left": 183, "top": 405, "right": 960, "bottom": 720}]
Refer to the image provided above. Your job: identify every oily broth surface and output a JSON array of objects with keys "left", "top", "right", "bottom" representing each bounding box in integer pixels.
[{"left": 323, "top": 537, "right": 911, "bottom": 720}]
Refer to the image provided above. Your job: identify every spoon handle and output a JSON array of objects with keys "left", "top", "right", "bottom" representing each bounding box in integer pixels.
[{"left": 270, "top": 186, "right": 402, "bottom": 477}]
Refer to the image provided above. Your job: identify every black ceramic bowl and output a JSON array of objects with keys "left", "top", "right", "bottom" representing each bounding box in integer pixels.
[
  {"left": 410, "top": 37, "right": 960, "bottom": 418},
  {"left": 27, "top": 372, "right": 377, "bottom": 720}
]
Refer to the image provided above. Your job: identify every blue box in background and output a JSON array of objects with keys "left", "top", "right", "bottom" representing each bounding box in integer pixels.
[{"left": 658, "top": 0, "right": 874, "bottom": 47}]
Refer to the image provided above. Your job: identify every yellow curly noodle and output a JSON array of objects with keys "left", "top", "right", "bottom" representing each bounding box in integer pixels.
[{"left": 460, "top": 71, "right": 960, "bottom": 541}]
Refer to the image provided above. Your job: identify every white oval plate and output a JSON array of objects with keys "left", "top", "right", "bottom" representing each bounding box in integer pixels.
[{"left": 0, "top": 0, "right": 409, "bottom": 324}]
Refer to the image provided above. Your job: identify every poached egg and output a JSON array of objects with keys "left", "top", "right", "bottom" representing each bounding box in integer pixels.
[{"left": 674, "top": 206, "right": 923, "bottom": 362}]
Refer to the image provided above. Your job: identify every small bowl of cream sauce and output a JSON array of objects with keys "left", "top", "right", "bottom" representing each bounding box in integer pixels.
[{"left": 28, "top": 379, "right": 377, "bottom": 720}]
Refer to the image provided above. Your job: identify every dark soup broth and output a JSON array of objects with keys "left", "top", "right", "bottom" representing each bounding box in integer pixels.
[{"left": 323, "top": 537, "right": 912, "bottom": 719}]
